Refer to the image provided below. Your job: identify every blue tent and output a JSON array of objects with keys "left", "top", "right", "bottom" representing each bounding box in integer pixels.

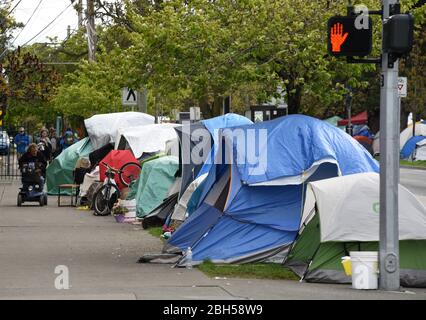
[
  {"left": 165, "top": 115, "right": 379, "bottom": 265},
  {"left": 400, "top": 136, "right": 426, "bottom": 159},
  {"left": 184, "top": 113, "right": 252, "bottom": 215},
  {"left": 197, "top": 113, "right": 253, "bottom": 177}
]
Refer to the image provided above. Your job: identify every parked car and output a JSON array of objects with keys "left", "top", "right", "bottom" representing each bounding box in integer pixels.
[{"left": 0, "top": 131, "right": 10, "bottom": 155}]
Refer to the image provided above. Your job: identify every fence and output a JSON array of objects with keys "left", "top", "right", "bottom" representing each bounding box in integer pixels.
[{"left": 0, "top": 124, "right": 26, "bottom": 180}]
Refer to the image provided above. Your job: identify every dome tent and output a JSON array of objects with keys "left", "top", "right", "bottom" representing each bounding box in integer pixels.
[
  {"left": 46, "top": 138, "right": 93, "bottom": 195},
  {"left": 284, "top": 172, "right": 426, "bottom": 287},
  {"left": 164, "top": 115, "right": 379, "bottom": 265}
]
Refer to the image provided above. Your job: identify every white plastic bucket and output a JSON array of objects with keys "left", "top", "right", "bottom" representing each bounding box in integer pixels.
[{"left": 350, "top": 251, "right": 379, "bottom": 290}]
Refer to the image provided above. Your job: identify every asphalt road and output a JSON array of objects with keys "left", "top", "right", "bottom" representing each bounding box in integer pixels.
[{"left": 0, "top": 169, "right": 425, "bottom": 300}]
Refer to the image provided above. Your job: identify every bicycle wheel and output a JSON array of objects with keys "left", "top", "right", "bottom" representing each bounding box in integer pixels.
[
  {"left": 93, "top": 184, "right": 120, "bottom": 216},
  {"left": 119, "top": 162, "right": 142, "bottom": 187}
]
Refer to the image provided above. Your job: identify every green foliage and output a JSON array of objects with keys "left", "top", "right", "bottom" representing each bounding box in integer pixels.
[
  {"left": 1, "top": 49, "right": 60, "bottom": 125},
  {"left": 4, "top": 0, "right": 425, "bottom": 123}
]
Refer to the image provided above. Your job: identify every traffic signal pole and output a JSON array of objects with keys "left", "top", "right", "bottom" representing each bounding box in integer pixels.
[{"left": 379, "top": 0, "right": 400, "bottom": 291}]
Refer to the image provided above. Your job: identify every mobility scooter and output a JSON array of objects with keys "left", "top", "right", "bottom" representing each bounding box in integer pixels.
[{"left": 17, "top": 161, "right": 48, "bottom": 207}]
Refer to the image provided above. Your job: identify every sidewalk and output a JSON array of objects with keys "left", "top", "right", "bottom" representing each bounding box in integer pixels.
[{"left": 0, "top": 181, "right": 425, "bottom": 300}]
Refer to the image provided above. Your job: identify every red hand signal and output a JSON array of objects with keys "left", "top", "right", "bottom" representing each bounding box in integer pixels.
[{"left": 330, "top": 23, "right": 349, "bottom": 53}]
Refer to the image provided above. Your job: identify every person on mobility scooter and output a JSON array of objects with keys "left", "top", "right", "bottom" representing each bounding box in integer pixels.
[{"left": 17, "top": 143, "right": 48, "bottom": 206}]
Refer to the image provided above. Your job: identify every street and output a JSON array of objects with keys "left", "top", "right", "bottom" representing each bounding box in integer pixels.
[{"left": 0, "top": 168, "right": 425, "bottom": 300}]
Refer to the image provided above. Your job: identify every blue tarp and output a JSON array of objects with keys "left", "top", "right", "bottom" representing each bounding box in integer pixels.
[
  {"left": 224, "top": 115, "right": 378, "bottom": 185},
  {"left": 197, "top": 113, "right": 252, "bottom": 177},
  {"left": 186, "top": 113, "right": 252, "bottom": 215},
  {"left": 168, "top": 115, "right": 379, "bottom": 264},
  {"left": 401, "top": 136, "right": 426, "bottom": 159}
]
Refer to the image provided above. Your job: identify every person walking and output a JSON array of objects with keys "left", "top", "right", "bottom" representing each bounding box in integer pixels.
[
  {"left": 49, "top": 128, "right": 60, "bottom": 158},
  {"left": 59, "top": 128, "right": 78, "bottom": 152},
  {"left": 14, "top": 127, "right": 30, "bottom": 159},
  {"left": 37, "top": 128, "right": 52, "bottom": 162}
]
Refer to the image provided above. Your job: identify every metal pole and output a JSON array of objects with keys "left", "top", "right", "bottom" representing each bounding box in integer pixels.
[
  {"left": 346, "top": 86, "right": 353, "bottom": 136},
  {"left": 379, "top": 0, "right": 400, "bottom": 291},
  {"left": 77, "top": 0, "right": 83, "bottom": 28}
]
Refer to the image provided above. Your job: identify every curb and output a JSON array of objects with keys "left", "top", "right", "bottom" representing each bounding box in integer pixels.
[{"left": 400, "top": 165, "right": 426, "bottom": 171}]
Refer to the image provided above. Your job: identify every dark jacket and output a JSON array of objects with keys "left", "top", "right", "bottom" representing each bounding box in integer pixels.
[{"left": 18, "top": 151, "right": 47, "bottom": 175}]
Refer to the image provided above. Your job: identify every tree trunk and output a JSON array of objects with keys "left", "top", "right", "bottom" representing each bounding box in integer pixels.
[
  {"left": 285, "top": 83, "right": 303, "bottom": 114},
  {"left": 198, "top": 95, "right": 212, "bottom": 119},
  {"left": 212, "top": 95, "right": 223, "bottom": 117}
]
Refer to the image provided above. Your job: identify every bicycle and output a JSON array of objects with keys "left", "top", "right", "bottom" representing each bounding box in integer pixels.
[
  {"left": 93, "top": 162, "right": 121, "bottom": 216},
  {"left": 119, "top": 161, "right": 141, "bottom": 187}
]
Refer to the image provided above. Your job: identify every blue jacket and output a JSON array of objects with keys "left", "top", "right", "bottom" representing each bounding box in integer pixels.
[{"left": 14, "top": 133, "right": 30, "bottom": 154}]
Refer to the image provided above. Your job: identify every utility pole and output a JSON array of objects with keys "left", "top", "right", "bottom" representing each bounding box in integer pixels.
[
  {"left": 77, "top": 0, "right": 83, "bottom": 28},
  {"left": 137, "top": 87, "right": 148, "bottom": 114},
  {"left": 86, "top": 0, "right": 96, "bottom": 62},
  {"left": 379, "top": 0, "right": 400, "bottom": 291}
]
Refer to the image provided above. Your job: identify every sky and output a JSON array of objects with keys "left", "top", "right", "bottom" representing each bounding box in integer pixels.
[{"left": 10, "top": 0, "right": 79, "bottom": 46}]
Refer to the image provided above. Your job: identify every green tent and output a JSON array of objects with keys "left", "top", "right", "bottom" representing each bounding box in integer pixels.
[
  {"left": 126, "top": 154, "right": 163, "bottom": 200},
  {"left": 284, "top": 173, "right": 426, "bottom": 288},
  {"left": 134, "top": 155, "right": 179, "bottom": 219},
  {"left": 324, "top": 116, "right": 345, "bottom": 130},
  {"left": 46, "top": 138, "right": 93, "bottom": 195}
]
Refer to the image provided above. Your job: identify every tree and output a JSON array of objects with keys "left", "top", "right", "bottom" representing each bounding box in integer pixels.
[
  {"left": 0, "top": 0, "right": 24, "bottom": 121},
  {"left": 1, "top": 49, "right": 60, "bottom": 127},
  {"left": 401, "top": 21, "right": 426, "bottom": 127}
]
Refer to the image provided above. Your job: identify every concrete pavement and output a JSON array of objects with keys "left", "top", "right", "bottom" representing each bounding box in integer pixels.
[{"left": 0, "top": 178, "right": 425, "bottom": 300}]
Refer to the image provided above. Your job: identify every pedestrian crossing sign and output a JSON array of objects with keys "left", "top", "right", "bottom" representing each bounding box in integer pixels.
[{"left": 122, "top": 87, "right": 138, "bottom": 106}]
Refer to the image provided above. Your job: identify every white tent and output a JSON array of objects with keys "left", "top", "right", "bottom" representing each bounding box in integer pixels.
[
  {"left": 372, "top": 131, "right": 380, "bottom": 155},
  {"left": 301, "top": 172, "right": 426, "bottom": 242},
  {"left": 84, "top": 112, "right": 155, "bottom": 150},
  {"left": 373, "top": 122, "right": 426, "bottom": 156},
  {"left": 400, "top": 122, "right": 426, "bottom": 150},
  {"left": 114, "top": 123, "right": 180, "bottom": 159},
  {"left": 415, "top": 139, "right": 426, "bottom": 161}
]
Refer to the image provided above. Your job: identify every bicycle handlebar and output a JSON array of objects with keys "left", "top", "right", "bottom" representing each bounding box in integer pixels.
[{"left": 101, "top": 162, "right": 121, "bottom": 173}]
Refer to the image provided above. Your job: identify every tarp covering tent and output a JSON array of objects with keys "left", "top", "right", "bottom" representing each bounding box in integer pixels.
[
  {"left": 134, "top": 155, "right": 179, "bottom": 218},
  {"left": 400, "top": 136, "right": 426, "bottom": 159},
  {"left": 85, "top": 112, "right": 155, "bottom": 150},
  {"left": 399, "top": 122, "right": 426, "bottom": 150},
  {"left": 415, "top": 139, "right": 426, "bottom": 161},
  {"left": 337, "top": 111, "right": 368, "bottom": 126},
  {"left": 142, "top": 193, "right": 179, "bottom": 229},
  {"left": 46, "top": 138, "right": 93, "bottom": 195},
  {"left": 175, "top": 113, "right": 252, "bottom": 202},
  {"left": 115, "top": 123, "right": 180, "bottom": 159},
  {"left": 164, "top": 115, "right": 379, "bottom": 265},
  {"left": 284, "top": 172, "right": 426, "bottom": 287},
  {"left": 196, "top": 113, "right": 253, "bottom": 178},
  {"left": 99, "top": 150, "right": 139, "bottom": 190}
]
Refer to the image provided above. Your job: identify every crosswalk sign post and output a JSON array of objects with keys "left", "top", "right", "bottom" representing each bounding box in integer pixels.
[{"left": 122, "top": 87, "right": 138, "bottom": 106}]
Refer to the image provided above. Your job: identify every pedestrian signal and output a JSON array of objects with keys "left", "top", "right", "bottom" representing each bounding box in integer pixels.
[{"left": 327, "top": 16, "right": 372, "bottom": 57}]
